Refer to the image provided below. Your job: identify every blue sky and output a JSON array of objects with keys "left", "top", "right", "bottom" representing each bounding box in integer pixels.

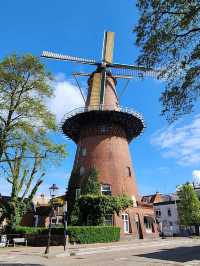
[{"left": 1, "top": 0, "right": 200, "bottom": 197}]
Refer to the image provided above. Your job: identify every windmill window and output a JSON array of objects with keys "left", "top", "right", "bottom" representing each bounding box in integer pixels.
[
  {"left": 101, "top": 184, "right": 111, "bottom": 196},
  {"left": 81, "top": 148, "right": 87, "bottom": 156},
  {"left": 80, "top": 166, "right": 85, "bottom": 176},
  {"left": 75, "top": 188, "right": 81, "bottom": 200},
  {"left": 126, "top": 167, "right": 131, "bottom": 177}
]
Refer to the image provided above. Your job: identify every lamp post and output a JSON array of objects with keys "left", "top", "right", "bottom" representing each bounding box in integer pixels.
[
  {"left": 45, "top": 184, "right": 59, "bottom": 255},
  {"left": 63, "top": 195, "right": 68, "bottom": 251}
]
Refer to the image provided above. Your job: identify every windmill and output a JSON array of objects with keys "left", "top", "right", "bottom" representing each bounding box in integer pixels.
[
  {"left": 42, "top": 31, "right": 156, "bottom": 106},
  {"left": 41, "top": 31, "right": 159, "bottom": 239}
]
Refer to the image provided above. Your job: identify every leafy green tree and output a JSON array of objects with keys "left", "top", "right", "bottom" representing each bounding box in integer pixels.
[
  {"left": 177, "top": 183, "right": 200, "bottom": 235},
  {"left": 0, "top": 54, "right": 67, "bottom": 230},
  {"left": 134, "top": 1, "right": 200, "bottom": 122},
  {"left": 81, "top": 167, "right": 100, "bottom": 195}
]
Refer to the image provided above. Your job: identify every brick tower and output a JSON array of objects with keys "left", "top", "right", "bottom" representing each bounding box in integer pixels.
[{"left": 42, "top": 32, "right": 158, "bottom": 239}]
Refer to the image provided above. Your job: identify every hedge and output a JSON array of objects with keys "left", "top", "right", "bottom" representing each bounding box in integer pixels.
[
  {"left": 13, "top": 226, "right": 120, "bottom": 244},
  {"left": 67, "top": 226, "right": 120, "bottom": 244}
]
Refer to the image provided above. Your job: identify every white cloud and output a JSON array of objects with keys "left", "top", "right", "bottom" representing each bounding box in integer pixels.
[
  {"left": 192, "top": 170, "right": 200, "bottom": 185},
  {"left": 151, "top": 115, "right": 200, "bottom": 166},
  {"left": 48, "top": 73, "right": 85, "bottom": 123}
]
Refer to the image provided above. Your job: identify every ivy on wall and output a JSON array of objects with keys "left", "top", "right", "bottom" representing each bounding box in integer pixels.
[{"left": 67, "top": 166, "right": 133, "bottom": 226}]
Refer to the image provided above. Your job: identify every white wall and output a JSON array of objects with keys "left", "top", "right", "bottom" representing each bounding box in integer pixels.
[{"left": 154, "top": 202, "right": 180, "bottom": 236}]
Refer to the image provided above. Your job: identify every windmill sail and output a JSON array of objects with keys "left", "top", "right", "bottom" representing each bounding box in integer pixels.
[{"left": 102, "top": 31, "right": 115, "bottom": 64}]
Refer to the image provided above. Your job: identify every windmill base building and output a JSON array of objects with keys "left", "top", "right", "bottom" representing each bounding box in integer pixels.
[{"left": 43, "top": 31, "right": 158, "bottom": 239}]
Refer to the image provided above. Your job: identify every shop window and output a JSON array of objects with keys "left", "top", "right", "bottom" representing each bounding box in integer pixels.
[
  {"left": 168, "top": 209, "right": 172, "bottom": 216},
  {"left": 122, "top": 213, "right": 129, "bottom": 233},
  {"left": 104, "top": 215, "right": 113, "bottom": 226},
  {"left": 101, "top": 184, "right": 111, "bottom": 196},
  {"left": 75, "top": 188, "right": 81, "bottom": 200}
]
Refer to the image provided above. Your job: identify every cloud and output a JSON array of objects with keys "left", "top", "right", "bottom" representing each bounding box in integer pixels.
[
  {"left": 192, "top": 170, "right": 200, "bottom": 185},
  {"left": 48, "top": 73, "right": 85, "bottom": 123},
  {"left": 151, "top": 115, "right": 200, "bottom": 166}
]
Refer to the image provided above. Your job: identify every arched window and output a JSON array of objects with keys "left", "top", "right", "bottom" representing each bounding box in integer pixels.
[{"left": 126, "top": 167, "right": 131, "bottom": 177}]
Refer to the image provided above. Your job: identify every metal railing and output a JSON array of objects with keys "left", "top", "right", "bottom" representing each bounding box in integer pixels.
[{"left": 61, "top": 105, "right": 145, "bottom": 124}]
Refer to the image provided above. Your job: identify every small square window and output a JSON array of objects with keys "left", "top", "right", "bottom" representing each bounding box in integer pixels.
[
  {"left": 51, "top": 217, "right": 57, "bottom": 224},
  {"left": 104, "top": 215, "right": 113, "bottom": 226},
  {"left": 101, "top": 184, "right": 111, "bottom": 196}
]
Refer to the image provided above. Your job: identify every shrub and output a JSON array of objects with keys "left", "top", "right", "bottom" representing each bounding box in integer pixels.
[
  {"left": 67, "top": 226, "right": 120, "bottom": 244},
  {"left": 13, "top": 226, "right": 48, "bottom": 235},
  {"left": 12, "top": 225, "right": 120, "bottom": 244}
]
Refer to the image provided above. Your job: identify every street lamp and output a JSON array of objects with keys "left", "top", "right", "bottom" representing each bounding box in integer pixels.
[
  {"left": 63, "top": 194, "right": 68, "bottom": 251},
  {"left": 44, "top": 184, "right": 59, "bottom": 255}
]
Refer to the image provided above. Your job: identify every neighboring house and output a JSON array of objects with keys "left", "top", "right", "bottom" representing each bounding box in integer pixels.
[
  {"left": 142, "top": 192, "right": 180, "bottom": 236},
  {"left": 0, "top": 194, "right": 65, "bottom": 229},
  {"left": 154, "top": 199, "right": 180, "bottom": 236},
  {"left": 143, "top": 192, "right": 197, "bottom": 236}
]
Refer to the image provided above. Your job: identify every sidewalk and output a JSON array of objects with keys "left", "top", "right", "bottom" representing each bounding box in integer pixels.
[{"left": 0, "top": 237, "right": 195, "bottom": 258}]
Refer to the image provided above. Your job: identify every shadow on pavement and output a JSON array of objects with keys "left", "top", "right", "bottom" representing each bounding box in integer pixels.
[{"left": 135, "top": 246, "right": 200, "bottom": 262}]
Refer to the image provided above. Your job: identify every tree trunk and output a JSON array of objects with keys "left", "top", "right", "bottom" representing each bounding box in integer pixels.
[{"left": 195, "top": 225, "right": 199, "bottom": 236}]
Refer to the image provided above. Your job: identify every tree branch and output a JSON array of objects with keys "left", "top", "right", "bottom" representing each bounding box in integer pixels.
[{"left": 176, "top": 28, "right": 200, "bottom": 38}]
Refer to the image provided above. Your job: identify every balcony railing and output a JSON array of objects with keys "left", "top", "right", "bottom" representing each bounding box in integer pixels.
[{"left": 61, "top": 105, "right": 145, "bottom": 124}]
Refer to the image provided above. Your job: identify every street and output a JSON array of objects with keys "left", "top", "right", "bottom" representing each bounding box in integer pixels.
[{"left": 1, "top": 238, "right": 200, "bottom": 265}]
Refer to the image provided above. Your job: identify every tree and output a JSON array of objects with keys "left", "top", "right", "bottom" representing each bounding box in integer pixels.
[
  {"left": 177, "top": 183, "right": 200, "bottom": 235},
  {"left": 81, "top": 167, "right": 100, "bottom": 195},
  {"left": 134, "top": 1, "right": 200, "bottom": 122},
  {"left": 0, "top": 146, "right": 44, "bottom": 231},
  {"left": 0, "top": 54, "right": 67, "bottom": 229},
  {"left": 0, "top": 54, "right": 66, "bottom": 165}
]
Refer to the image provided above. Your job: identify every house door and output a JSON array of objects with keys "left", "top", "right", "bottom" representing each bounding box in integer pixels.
[{"left": 135, "top": 214, "right": 143, "bottom": 239}]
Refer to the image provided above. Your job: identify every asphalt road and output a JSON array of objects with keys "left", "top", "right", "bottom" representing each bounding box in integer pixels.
[{"left": 0, "top": 238, "right": 200, "bottom": 266}]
